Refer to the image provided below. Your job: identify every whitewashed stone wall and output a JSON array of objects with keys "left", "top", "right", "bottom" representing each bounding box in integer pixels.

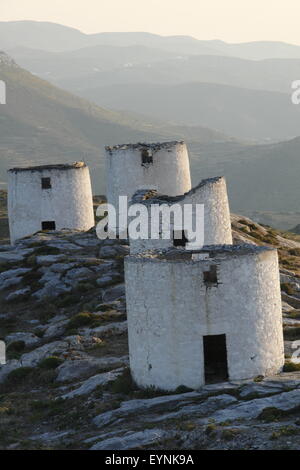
[
  {"left": 125, "top": 246, "right": 284, "bottom": 391},
  {"left": 8, "top": 163, "right": 95, "bottom": 244},
  {"left": 105, "top": 141, "right": 192, "bottom": 230},
  {"left": 129, "top": 176, "right": 232, "bottom": 253}
]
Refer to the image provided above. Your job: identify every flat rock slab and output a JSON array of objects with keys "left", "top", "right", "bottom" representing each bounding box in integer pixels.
[
  {"left": 61, "top": 368, "right": 124, "bottom": 399},
  {"left": 20, "top": 340, "right": 69, "bottom": 367},
  {"left": 5, "top": 332, "right": 40, "bottom": 347},
  {"left": 90, "top": 429, "right": 168, "bottom": 450},
  {"left": 80, "top": 321, "right": 127, "bottom": 338},
  {"left": 56, "top": 356, "right": 128, "bottom": 382},
  {"left": 202, "top": 389, "right": 300, "bottom": 423},
  {"left": 93, "top": 391, "right": 202, "bottom": 428}
]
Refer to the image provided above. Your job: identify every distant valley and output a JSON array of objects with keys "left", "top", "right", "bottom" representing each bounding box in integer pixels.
[{"left": 1, "top": 21, "right": 300, "bottom": 228}]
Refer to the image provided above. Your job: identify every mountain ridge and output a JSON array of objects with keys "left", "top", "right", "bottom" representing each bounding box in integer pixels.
[{"left": 2, "top": 21, "right": 300, "bottom": 59}]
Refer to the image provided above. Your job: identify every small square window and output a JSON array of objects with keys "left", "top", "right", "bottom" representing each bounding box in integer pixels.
[
  {"left": 41, "top": 177, "right": 51, "bottom": 189},
  {"left": 203, "top": 265, "right": 218, "bottom": 285},
  {"left": 42, "top": 221, "right": 56, "bottom": 231},
  {"left": 141, "top": 149, "right": 153, "bottom": 166},
  {"left": 173, "top": 230, "right": 188, "bottom": 247}
]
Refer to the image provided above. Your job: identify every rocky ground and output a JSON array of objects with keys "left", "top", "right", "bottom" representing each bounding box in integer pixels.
[{"left": 0, "top": 201, "right": 300, "bottom": 450}]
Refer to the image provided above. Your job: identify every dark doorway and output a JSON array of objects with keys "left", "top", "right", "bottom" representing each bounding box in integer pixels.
[
  {"left": 203, "top": 334, "right": 228, "bottom": 384},
  {"left": 41, "top": 177, "right": 51, "bottom": 189},
  {"left": 173, "top": 230, "right": 188, "bottom": 247},
  {"left": 42, "top": 221, "right": 56, "bottom": 231}
]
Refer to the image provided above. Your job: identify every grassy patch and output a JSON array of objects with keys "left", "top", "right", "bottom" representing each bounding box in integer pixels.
[
  {"left": 288, "top": 310, "right": 300, "bottom": 320},
  {"left": 38, "top": 356, "right": 64, "bottom": 370},
  {"left": 33, "top": 246, "right": 61, "bottom": 256},
  {"left": 258, "top": 407, "right": 285, "bottom": 423},
  {"left": 67, "top": 312, "right": 96, "bottom": 330},
  {"left": 4, "top": 367, "right": 34, "bottom": 387},
  {"left": 284, "top": 327, "right": 300, "bottom": 340},
  {"left": 289, "top": 249, "right": 300, "bottom": 257},
  {"left": 270, "top": 426, "right": 299, "bottom": 440},
  {"left": 205, "top": 423, "right": 217, "bottom": 436},
  {"left": 221, "top": 428, "right": 241, "bottom": 440},
  {"left": 281, "top": 283, "right": 297, "bottom": 296},
  {"left": 283, "top": 361, "right": 300, "bottom": 372}
]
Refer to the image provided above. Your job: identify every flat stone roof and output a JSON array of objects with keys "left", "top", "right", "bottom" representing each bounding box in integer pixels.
[
  {"left": 105, "top": 141, "right": 184, "bottom": 154},
  {"left": 126, "top": 244, "right": 276, "bottom": 263},
  {"left": 8, "top": 162, "right": 86, "bottom": 173}
]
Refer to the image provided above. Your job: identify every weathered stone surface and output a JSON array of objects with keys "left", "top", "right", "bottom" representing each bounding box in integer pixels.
[
  {"left": 6, "top": 287, "right": 30, "bottom": 301},
  {"left": 56, "top": 356, "right": 128, "bottom": 382},
  {"left": 6, "top": 332, "right": 40, "bottom": 347},
  {"left": 90, "top": 429, "right": 168, "bottom": 450},
  {"left": 93, "top": 391, "right": 202, "bottom": 427},
  {"left": 0, "top": 267, "right": 31, "bottom": 282},
  {"left": 33, "top": 271, "right": 72, "bottom": 299},
  {"left": 0, "top": 276, "right": 23, "bottom": 290},
  {"left": 65, "top": 267, "right": 94, "bottom": 281},
  {"left": 61, "top": 368, "right": 124, "bottom": 399},
  {"left": 0, "top": 251, "right": 27, "bottom": 262},
  {"left": 49, "top": 263, "right": 76, "bottom": 273},
  {"left": 144, "top": 394, "right": 238, "bottom": 423},
  {"left": 43, "top": 319, "right": 68, "bottom": 339},
  {"left": 20, "top": 341, "right": 68, "bottom": 367},
  {"left": 280, "top": 274, "right": 300, "bottom": 290},
  {"left": 80, "top": 321, "right": 127, "bottom": 338},
  {"left": 239, "top": 383, "right": 284, "bottom": 399},
  {"left": 203, "top": 389, "right": 300, "bottom": 423},
  {"left": 73, "top": 238, "right": 101, "bottom": 247},
  {"left": 47, "top": 241, "right": 82, "bottom": 251},
  {"left": 0, "top": 360, "right": 21, "bottom": 383},
  {"left": 96, "top": 275, "right": 116, "bottom": 287},
  {"left": 99, "top": 246, "right": 119, "bottom": 258},
  {"left": 102, "top": 284, "right": 125, "bottom": 302},
  {"left": 282, "top": 293, "right": 300, "bottom": 309},
  {"left": 29, "top": 430, "right": 73, "bottom": 442},
  {"left": 282, "top": 301, "right": 296, "bottom": 313},
  {"left": 36, "top": 255, "right": 65, "bottom": 265}
]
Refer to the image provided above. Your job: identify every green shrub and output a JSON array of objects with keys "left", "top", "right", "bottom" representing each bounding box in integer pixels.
[
  {"left": 34, "top": 246, "right": 60, "bottom": 255},
  {"left": 33, "top": 328, "right": 45, "bottom": 338},
  {"left": 67, "top": 312, "right": 95, "bottom": 329},
  {"left": 289, "top": 249, "right": 300, "bottom": 257},
  {"left": 271, "top": 426, "right": 299, "bottom": 440},
  {"left": 38, "top": 356, "right": 64, "bottom": 370},
  {"left": 281, "top": 283, "right": 297, "bottom": 296},
  {"left": 288, "top": 310, "right": 300, "bottom": 320},
  {"left": 25, "top": 255, "right": 37, "bottom": 267},
  {"left": 5, "top": 367, "right": 34, "bottom": 385},
  {"left": 175, "top": 385, "right": 193, "bottom": 394},
  {"left": 221, "top": 428, "right": 240, "bottom": 440},
  {"left": 106, "top": 368, "right": 137, "bottom": 394},
  {"left": 284, "top": 327, "right": 300, "bottom": 340},
  {"left": 77, "top": 282, "right": 95, "bottom": 293},
  {"left": 22, "top": 270, "right": 42, "bottom": 283},
  {"left": 7, "top": 340, "right": 25, "bottom": 353},
  {"left": 283, "top": 361, "right": 300, "bottom": 372},
  {"left": 205, "top": 423, "right": 217, "bottom": 436},
  {"left": 258, "top": 407, "right": 284, "bottom": 422}
]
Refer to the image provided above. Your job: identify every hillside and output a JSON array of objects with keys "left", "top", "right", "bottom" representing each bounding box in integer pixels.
[
  {"left": 8, "top": 47, "right": 300, "bottom": 96},
  {"left": 0, "top": 52, "right": 233, "bottom": 192},
  {"left": 3, "top": 22, "right": 300, "bottom": 60},
  {"left": 77, "top": 81, "right": 300, "bottom": 141},
  {"left": 1, "top": 51, "right": 300, "bottom": 222},
  {"left": 0, "top": 196, "right": 300, "bottom": 449},
  {"left": 189, "top": 137, "right": 300, "bottom": 215}
]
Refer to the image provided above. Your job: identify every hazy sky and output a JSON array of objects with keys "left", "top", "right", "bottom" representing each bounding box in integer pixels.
[{"left": 2, "top": 0, "right": 300, "bottom": 44}]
